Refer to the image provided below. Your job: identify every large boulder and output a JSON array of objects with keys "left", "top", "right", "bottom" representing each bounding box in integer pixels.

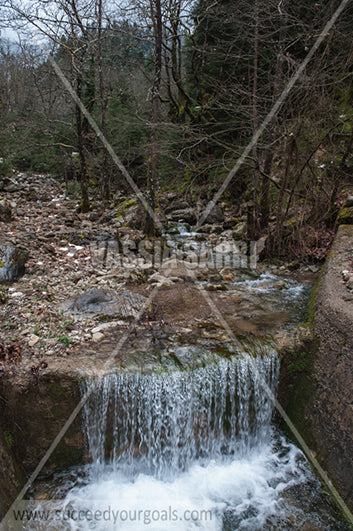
[
  {"left": 158, "top": 258, "right": 208, "bottom": 280},
  {"left": 0, "top": 363, "right": 84, "bottom": 515},
  {"left": 0, "top": 245, "right": 28, "bottom": 283},
  {"left": 287, "top": 225, "right": 353, "bottom": 510},
  {"left": 102, "top": 200, "right": 145, "bottom": 230},
  {"left": 167, "top": 208, "right": 197, "bottom": 225},
  {"left": 165, "top": 199, "right": 190, "bottom": 214},
  {"left": 63, "top": 288, "right": 148, "bottom": 320}
]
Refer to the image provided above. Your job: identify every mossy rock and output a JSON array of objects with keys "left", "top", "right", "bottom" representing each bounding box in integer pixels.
[
  {"left": 287, "top": 260, "right": 300, "bottom": 271},
  {"left": 283, "top": 216, "right": 301, "bottom": 229},
  {"left": 335, "top": 206, "right": 353, "bottom": 229},
  {"left": 233, "top": 222, "right": 246, "bottom": 241},
  {"left": 0, "top": 245, "right": 29, "bottom": 283},
  {"left": 115, "top": 199, "right": 145, "bottom": 230}
]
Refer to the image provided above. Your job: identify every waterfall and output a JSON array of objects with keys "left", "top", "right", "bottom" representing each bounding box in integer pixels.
[
  {"left": 26, "top": 346, "right": 345, "bottom": 530},
  {"left": 83, "top": 350, "right": 279, "bottom": 480}
]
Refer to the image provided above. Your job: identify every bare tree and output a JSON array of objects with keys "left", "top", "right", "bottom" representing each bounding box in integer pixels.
[{"left": 2, "top": 0, "right": 114, "bottom": 210}]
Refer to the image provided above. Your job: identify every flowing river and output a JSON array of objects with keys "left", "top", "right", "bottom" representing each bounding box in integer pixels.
[{"left": 21, "top": 229, "right": 351, "bottom": 530}]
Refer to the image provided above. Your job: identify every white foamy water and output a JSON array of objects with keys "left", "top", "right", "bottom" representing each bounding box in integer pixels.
[
  {"left": 57, "top": 439, "right": 307, "bottom": 530},
  {"left": 239, "top": 272, "right": 305, "bottom": 298}
]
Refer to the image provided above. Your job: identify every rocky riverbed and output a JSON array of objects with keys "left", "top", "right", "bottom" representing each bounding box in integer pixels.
[{"left": 0, "top": 171, "right": 319, "bottom": 371}]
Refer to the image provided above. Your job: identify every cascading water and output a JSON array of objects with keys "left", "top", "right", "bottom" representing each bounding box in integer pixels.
[
  {"left": 26, "top": 347, "right": 348, "bottom": 530},
  {"left": 83, "top": 353, "right": 278, "bottom": 481}
]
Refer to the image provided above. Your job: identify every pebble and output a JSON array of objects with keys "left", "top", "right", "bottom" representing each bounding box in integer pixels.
[
  {"left": 92, "top": 332, "right": 104, "bottom": 342},
  {"left": 28, "top": 334, "right": 40, "bottom": 347},
  {"left": 91, "top": 322, "right": 124, "bottom": 334},
  {"left": 222, "top": 273, "right": 235, "bottom": 282},
  {"left": 308, "top": 265, "right": 320, "bottom": 273},
  {"left": 20, "top": 328, "right": 31, "bottom": 336},
  {"left": 341, "top": 270, "right": 351, "bottom": 281}
]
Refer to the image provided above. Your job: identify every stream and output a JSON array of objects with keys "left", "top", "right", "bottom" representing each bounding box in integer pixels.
[{"left": 22, "top": 228, "right": 350, "bottom": 530}]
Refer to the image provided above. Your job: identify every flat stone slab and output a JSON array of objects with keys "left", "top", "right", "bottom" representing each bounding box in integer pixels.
[{"left": 61, "top": 288, "right": 148, "bottom": 320}]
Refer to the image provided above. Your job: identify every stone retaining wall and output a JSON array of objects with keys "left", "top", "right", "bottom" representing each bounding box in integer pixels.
[
  {"left": 0, "top": 363, "right": 84, "bottom": 518},
  {"left": 311, "top": 224, "right": 353, "bottom": 508}
]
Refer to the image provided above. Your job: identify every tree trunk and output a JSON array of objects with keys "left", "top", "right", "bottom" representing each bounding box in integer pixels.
[
  {"left": 248, "top": 0, "right": 260, "bottom": 241},
  {"left": 97, "top": 0, "right": 110, "bottom": 200},
  {"left": 76, "top": 73, "right": 90, "bottom": 212},
  {"left": 260, "top": 141, "right": 274, "bottom": 229},
  {"left": 145, "top": 0, "right": 162, "bottom": 237}
]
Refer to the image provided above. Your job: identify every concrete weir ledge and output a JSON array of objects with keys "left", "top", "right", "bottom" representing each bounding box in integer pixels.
[{"left": 310, "top": 224, "right": 353, "bottom": 509}]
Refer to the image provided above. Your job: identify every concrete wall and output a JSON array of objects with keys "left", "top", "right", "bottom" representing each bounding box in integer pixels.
[
  {"left": 0, "top": 363, "right": 84, "bottom": 517},
  {"left": 311, "top": 224, "right": 353, "bottom": 507}
]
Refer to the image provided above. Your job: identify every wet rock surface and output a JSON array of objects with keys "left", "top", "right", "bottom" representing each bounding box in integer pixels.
[{"left": 0, "top": 362, "right": 84, "bottom": 508}]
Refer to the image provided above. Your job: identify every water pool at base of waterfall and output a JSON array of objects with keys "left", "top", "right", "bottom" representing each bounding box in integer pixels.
[
  {"left": 25, "top": 356, "right": 350, "bottom": 530},
  {"left": 26, "top": 434, "right": 347, "bottom": 531}
]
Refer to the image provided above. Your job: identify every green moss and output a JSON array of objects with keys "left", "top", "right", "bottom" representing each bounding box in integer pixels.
[
  {"left": 0, "top": 260, "right": 4, "bottom": 268},
  {"left": 281, "top": 338, "right": 318, "bottom": 449},
  {"left": 3, "top": 429, "right": 14, "bottom": 449},
  {"left": 122, "top": 198, "right": 138, "bottom": 209},
  {"left": 115, "top": 198, "right": 139, "bottom": 225},
  {"left": 335, "top": 206, "right": 353, "bottom": 228},
  {"left": 287, "top": 260, "right": 300, "bottom": 271},
  {"left": 287, "top": 351, "right": 311, "bottom": 373}
]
